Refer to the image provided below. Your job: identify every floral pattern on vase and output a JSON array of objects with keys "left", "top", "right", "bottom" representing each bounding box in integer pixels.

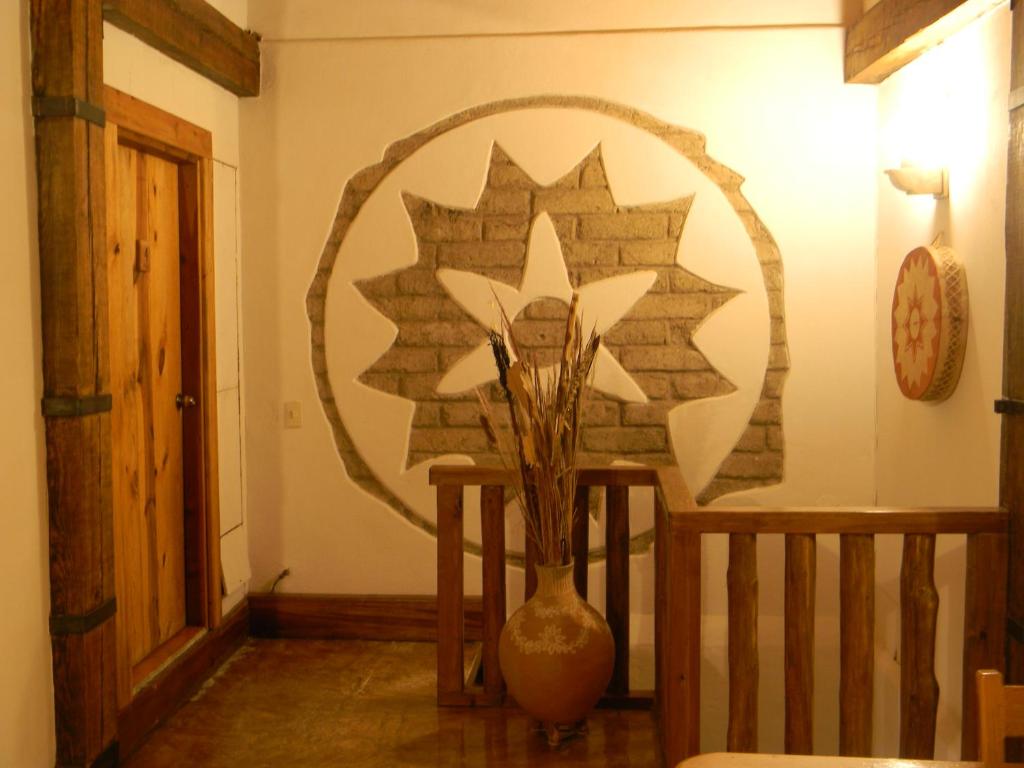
[{"left": 498, "top": 561, "right": 614, "bottom": 740}]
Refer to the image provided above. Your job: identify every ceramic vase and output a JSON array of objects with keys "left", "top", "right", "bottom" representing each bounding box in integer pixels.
[{"left": 498, "top": 560, "right": 614, "bottom": 745}]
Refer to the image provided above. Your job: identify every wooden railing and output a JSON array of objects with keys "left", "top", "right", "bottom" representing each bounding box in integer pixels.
[
  {"left": 430, "top": 465, "right": 659, "bottom": 708},
  {"left": 431, "top": 464, "right": 1008, "bottom": 766},
  {"left": 654, "top": 467, "right": 1009, "bottom": 768}
]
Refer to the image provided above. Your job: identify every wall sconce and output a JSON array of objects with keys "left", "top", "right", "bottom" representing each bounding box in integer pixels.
[{"left": 884, "top": 162, "right": 948, "bottom": 199}]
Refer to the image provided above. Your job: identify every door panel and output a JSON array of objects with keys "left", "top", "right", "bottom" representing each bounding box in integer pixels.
[
  {"left": 108, "top": 132, "right": 150, "bottom": 689},
  {"left": 139, "top": 152, "right": 186, "bottom": 647},
  {"left": 108, "top": 130, "right": 188, "bottom": 693}
]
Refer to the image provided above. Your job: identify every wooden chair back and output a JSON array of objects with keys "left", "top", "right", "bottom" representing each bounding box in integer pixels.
[{"left": 977, "top": 669, "right": 1024, "bottom": 765}]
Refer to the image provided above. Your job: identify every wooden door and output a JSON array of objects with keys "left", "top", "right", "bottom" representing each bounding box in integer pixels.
[
  {"left": 107, "top": 131, "right": 190, "bottom": 674},
  {"left": 103, "top": 92, "right": 224, "bottom": 706}
]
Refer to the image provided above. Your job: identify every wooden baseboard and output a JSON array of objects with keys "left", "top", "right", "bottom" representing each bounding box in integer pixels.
[
  {"left": 117, "top": 600, "right": 250, "bottom": 759},
  {"left": 248, "top": 593, "right": 484, "bottom": 642}
]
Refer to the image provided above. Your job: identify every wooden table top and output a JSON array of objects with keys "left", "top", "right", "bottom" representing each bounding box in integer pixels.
[{"left": 679, "top": 754, "right": 981, "bottom": 768}]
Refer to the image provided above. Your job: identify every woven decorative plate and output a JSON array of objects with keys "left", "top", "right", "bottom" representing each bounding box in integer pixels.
[{"left": 891, "top": 244, "right": 969, "bottom": 401}]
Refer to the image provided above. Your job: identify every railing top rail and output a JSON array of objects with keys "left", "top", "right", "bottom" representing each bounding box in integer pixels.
[
  {"left": 431, "top": 465, "right": 1006, "bottom": 534},
  {"left": 664, "top": 506, "right": 1007, "bottom": 535},
  {"left": 428, "top": 465, "right": 660, "bottom": 487},
  {"left": 655, "top": 468, "right": 1006, "bottom": 534}
]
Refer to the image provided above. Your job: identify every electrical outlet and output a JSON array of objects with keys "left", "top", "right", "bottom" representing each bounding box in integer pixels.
[{"left": 283, "top": 401, "right": 302, "bottom": 428}]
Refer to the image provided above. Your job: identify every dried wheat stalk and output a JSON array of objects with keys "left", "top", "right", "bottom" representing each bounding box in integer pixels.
[{"left": 477, "top": 294, "right": 600, "bottom": 565}]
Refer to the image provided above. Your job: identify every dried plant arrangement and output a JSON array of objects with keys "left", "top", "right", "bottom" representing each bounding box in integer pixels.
[{"left": 477, "top": 294, "right": 601, "bottom": 566}]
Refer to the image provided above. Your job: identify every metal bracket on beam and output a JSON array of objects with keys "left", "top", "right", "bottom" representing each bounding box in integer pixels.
[
  {"left": 49, "top": 597, "right": 116, "bottom": 636},
  {"left": 32, "top": 95, "right": 106, "bottom": 127},
  {"left": 42, "top": 393, "right": 112, "bottom": 418},
  {"left": 995, "top": 399, "right": 1024, "bottom": 415}
]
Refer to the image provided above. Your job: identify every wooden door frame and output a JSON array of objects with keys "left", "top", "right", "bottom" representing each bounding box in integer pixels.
[
  {"left": 29, "top": 2, "right": 253, "bottom": 764},
  {"left": 104, "top": 86, "right": 222, "bottom": 706},
  {"left": 30, "top": 3, "right": 118, "bottom": 764}
]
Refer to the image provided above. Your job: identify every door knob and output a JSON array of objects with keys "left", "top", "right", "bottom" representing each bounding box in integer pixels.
[{"left": 176, "top": 393, "right": 197, "bottom": 409}]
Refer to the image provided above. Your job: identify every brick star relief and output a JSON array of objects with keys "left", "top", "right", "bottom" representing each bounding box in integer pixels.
[{"left": 357, "top": 144, "right": 738, "bottom": 469}]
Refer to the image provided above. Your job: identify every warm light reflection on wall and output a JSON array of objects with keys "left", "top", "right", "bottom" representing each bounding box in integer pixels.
[{"left": 878, "top": 1, "right": 1008, "bottom": 206}]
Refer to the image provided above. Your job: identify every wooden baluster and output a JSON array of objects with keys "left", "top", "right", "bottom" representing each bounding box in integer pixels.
[
  {"left": 900, "top": 533, "right": 939, "bottom": 759},
  {"left": 961, "top": 531, "right": 1009, "bottom": 759},
  {"left": 668, "top": 529, "right": 702, "bottom": 763},
  {"left": 655, "top": 490, "right": 666, "bottom": 722},
  {"left": 572, "top": 484, "right": 590, "bottom": 599},
  {"left": 785, "top": 533, "right": 816, "bottom": 754},
  {"left": 728, "top": 533, "right": 758, "bottom": 752},
  {"left": 840, "top": 533, "right": 875, "bottom": 756},
  {"left": 525, "top": 534, "right": 539, "bottom": 602},
  {"left": 606, "top": 485, "right": 630, "bottom": 695},
  {"left": 480, "top": 485, "right": 507, "bottom": 703},
  {"left": 656, "top": 466, "right": 701, "bottom": 765},
  {"left": 437, "top": 483, "right": 466, "bottom": 705}
]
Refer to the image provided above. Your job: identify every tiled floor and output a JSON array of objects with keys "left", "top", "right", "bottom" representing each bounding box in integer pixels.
[{"left": 123, "top": 639, "right": 659, "bottom": 767}]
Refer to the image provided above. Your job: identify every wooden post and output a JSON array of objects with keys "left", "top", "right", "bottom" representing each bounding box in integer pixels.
[
  {"left": 1003, "top": 5, "right": 1024, "bottom": 765},
  {"left": 785, "top": 533, "right": 816, "bottom": 754},
  {"left": 665, "top": 527, "right": 702, "bottom": 764},
  {"left": 727, "top": 533, "right": 758, "bottom": 752},
  {"left": 31, "top": 0, "right": 118, "bottom": 764},
  {"left": 480, "top": 485, "right": 506, "bottom": 703},
  {"left": 436, "top": 484, "right": 466, "bottom": 705},
  {"left": 900, "top": 534, "right": 939, "bottom": 759},
  {"left": 840, "top": 533, "right": 875, "bottom": 757},
  {"left": 606, "top": 485, "right": 630, "bottom": 695},
  {"left": 654, "top": 468, "right": 700, "bottom": 765},
  {"left": 655, "top": 491, "right": 666, "bottom": 723},
  {"left": 839, "top": 536, "right": 872, "bottom": 757},
  {"left": 961, "top": 532, "right": 1009, "bottom": 759}
]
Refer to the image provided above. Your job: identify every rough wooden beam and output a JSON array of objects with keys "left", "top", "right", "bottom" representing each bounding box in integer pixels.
[
  {"left": 1003, "top": 6, "right": 1024, "bottom": 764},
  {"left": 30, "top": 0, "right": 118, "bottom": 764},
  {"left": 102, "top": 0, "right": 260, "bottom": 97},
  {"left": 846, "top": 0, "right": 1005, "bottom": 84}
]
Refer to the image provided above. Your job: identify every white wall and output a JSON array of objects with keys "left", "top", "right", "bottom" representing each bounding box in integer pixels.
[
  {"left": 875, "top": 6, "right": 1007, "bottom": 515},
  {"left": 873, "top": 5, "right": 1010, "bottom": 758},
  {"left": 240, "top": 1, "right": 880, "bottom": 753},
  {"left": 103, "top": 0, "right": 253, "bottom": 612},
  {"left": 242, "top": 0, "right": 878, "bottom": 584},
  {"left": 0, "top": 0, "right": 56, "bottom": 765}
]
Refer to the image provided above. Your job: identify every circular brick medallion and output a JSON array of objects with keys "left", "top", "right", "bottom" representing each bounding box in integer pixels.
[{"left": 307, "top": 97, "right": 789, "bottom": 560}]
